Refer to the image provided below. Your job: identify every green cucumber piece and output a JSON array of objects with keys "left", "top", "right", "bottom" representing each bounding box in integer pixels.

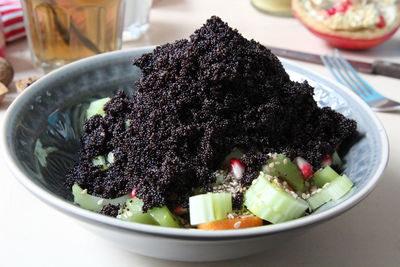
[
  {"left": 312, "top": 165, "right": 340, "bottom": 188},
  {"left": 189, "top": 193, "right": 233, "bottom": 225},
  {"left": 107, "top": 152, "right": 115, "bottom": 164},
  {"left": 262, "top": 154, "right": 305, "bottom": 193},
  {"left": 244, "top": 173, "right": 309, "bottom": 224},
  {"left": 149, "top": 206, "right": 180, "bottom": 228},
  {"left": 307, "top": 174, "right": 353, "bottom": 210},
  {"left": 212, "top": 192, "right": 233, "bottom": 220},
  {"left": 332, "top": 151, "right": 343, "bottom": 167},
  {"left": 125, "top": 119, "right": 132, "bottom": 129},
  {"left": 92, "top": 155, "right": 108, "bottom": 171},
  {"left": 120, "top": 198, "right": 158, "bottom": 225},
  {"left": 86, "top": 97, "right": 111, "bottom": 119},
  {"left": 72, "top": 184, "right": 130, "bottom": 212}
]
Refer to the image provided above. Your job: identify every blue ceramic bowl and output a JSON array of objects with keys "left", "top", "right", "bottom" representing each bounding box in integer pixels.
[{"left": 1, "top": 48, "right": 389, "bottom": 262}]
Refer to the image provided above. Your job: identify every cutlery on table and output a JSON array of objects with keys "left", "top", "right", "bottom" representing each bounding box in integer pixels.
[
  {"left": 268, "top": 46, "right": 400, "bottom": 80},
  {"left": 321, "top": 50, "right": 400, "bottom": 112}
]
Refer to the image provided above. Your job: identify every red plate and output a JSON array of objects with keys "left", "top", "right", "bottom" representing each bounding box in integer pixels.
[{"left": 293, "top": 6, "right": 400, "bottom": 50}]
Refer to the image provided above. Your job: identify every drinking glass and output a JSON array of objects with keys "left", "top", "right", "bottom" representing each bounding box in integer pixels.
[
  {"left": 21, "top": 0, "right": 126, "bottom": 71},
  {"left": 123, "top": 0, "right": 152, "bottom": 41}
]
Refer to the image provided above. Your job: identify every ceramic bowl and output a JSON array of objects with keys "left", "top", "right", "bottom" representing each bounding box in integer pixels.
[{"left": 1, "top": 48, "right": 389, "bottom": 262}]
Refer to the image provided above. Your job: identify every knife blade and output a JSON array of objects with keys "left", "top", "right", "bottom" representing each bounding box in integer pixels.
[{"left": 267, "top": 46, "right": 400, "bottom": 79}]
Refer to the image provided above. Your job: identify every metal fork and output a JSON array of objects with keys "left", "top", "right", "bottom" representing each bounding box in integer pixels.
[{"left": 321, "top": 49, "right": 400, "bottom": 112}]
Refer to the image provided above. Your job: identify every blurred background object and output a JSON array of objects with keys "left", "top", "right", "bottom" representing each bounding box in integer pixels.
[
  {"left": 292, "top": 0, "right": 400, "bottom": 49},
  {"left": 123, "top": 0, "right": 152, "bottom": 41},
  {"left": 251, "top": 0, "right": 292, "bottom": 17},
  {"left": 0, "top": 12, "right": 5, "bottom": 56},
  {"left": 0, "top": 0, "right": 26, "bottom": 42},
  {"left": 21, "top": 0, "right": 126, "bottom": 71}
]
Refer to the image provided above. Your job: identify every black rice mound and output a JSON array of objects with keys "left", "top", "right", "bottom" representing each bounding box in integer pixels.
[{"left": 66, "top": 16, "right": 357, "bottom": 211}]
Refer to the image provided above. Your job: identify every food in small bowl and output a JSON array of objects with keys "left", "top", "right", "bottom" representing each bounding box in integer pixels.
[
  {"left": 292, "top": 0, "right": 400, "bottom": 49},
  {"left": 2, "top": 16, "right": 388, "bottom": 262}
]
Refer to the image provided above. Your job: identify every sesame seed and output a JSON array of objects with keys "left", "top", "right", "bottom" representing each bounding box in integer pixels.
[
  {"left": 252, "top": 179, "right": 259, "bottom": 185},
  {"left": 81, "top": 189, "right": 88, "bottom": 195},
  {"left": 97, "top": 199, "right": 104, "bottom": 205},
  {"left": 227, "top": 213, "right": 235, "bottom": 219},
  {"left": 283, "top": 158, "right": 288, "bottom": 164},
  {"left": 269, "top": 162, "right": 275, "bottom": 168},
  {"left": 126, "top": 211, "right": 133, "bottom": 217},
  {"left": 323, "top": 182, "right": 330, "bottom": 189},
  {"left": 233, "top": 221, "right": 241, "bottom": 229}
]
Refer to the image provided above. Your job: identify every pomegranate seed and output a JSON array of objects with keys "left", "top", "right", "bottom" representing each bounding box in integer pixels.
[
  {"left": 130, "top": 188, "right": 137, "bottom": 198},
  {"left": 326, "top": 7, "right": 337, "bottom": 16},
  {"left": 340, "top": 0, "right": 351, "bottom": 13},
  {"left": 173, "top": 206, "right": 188, "bottom": 214},
  {"left": 229, "top": 158, "right": 245, "bottom": 180},
  {"left": 294, "top": 157, "right": 314, "bottom": 179},
  {"left": 322, "top": 156, "right": 333, "bottom": 167},
  {"left": 327, "top": 0, "right": 351, "bottom": 16},
  {"left": 376, "top": 16, "right": 386, "bottom": 29}
]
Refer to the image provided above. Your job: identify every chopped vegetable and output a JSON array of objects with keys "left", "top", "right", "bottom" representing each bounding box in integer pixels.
[
  {"left": 197, "top": 216, "right": 263, "bottom": 230},
  {"left": 312, "top": 165, "right": 340, "bottom": 188},
  {"left": 189, "top": 193, "right": 232, "bottom": 225},
  {"left": 307, "top": 174, "right": 353, "bottom": 210},
  {"left": 244, "top": 173, "right": 309, "bottom": 224},
  {"left": 86, "top": 97, "right": 110, "bottom": 119},
  {"left": 263, "top": 153, "right": 305, "bottom": 193},
  {"left": 72, "top": 184, "right": 130, "bottom": 212}
]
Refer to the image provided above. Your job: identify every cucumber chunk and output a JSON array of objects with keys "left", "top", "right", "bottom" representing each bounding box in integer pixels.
[
  {"left": 262, "top": 154, "right": 305, "bottom": 193},
  {"left": 244, "top": 173, "right": 309, "bottom": 224},
  {"left": 312, "top": 165, "right": 340, "bottom": 188},
  {"left": 86, "top": 97, "right": 111, "bottom": 119},
  {"left": 149, "top": 206, "right": 180, "bottom": 228},
  {"left": 307, "top": 174, "right": 353, "bottom": 210},
  {"left": 189, "top": 193, "right": 232, "bottom": 225},
  {"left": 120, "top": 198, "right": 158, "bottom": 225},
  {"left": 92, "top": 155, "right": 108, "bottom": 171},
  {"left": 212, "top": 192, "right": 233, "bottom": 220},
  {"left": 72, "top": 184, "right": 130, "bottom": 212},
  {"left": 107, "top": 152, "right": 115, "bottom": 164},
  {"left": 120, "top": 198, "right": 179, "bottom": 227},
  {"left": 332, "top": 151, "right": 343, "bottom": 167}
]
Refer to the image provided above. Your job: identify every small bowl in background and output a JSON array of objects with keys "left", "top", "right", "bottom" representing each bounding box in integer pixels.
[{"left": 292, "top": 0, "right": 400, "bottom": 50}]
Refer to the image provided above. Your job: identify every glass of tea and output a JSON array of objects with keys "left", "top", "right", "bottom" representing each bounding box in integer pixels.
[{"left": 21, "top": 0, "right": 126, "bottom": 71}]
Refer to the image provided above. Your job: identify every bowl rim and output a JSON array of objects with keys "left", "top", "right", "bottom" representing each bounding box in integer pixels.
[{"left": 1, "top": 47, "right": 389, "bottom": 241}]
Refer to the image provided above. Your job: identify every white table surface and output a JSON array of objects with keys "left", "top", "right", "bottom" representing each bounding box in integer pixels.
[{"left": 1, "top": 0, "right": 400, "bottom": 266}]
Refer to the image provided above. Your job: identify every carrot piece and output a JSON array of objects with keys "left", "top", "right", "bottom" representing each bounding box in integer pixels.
[{"left": 197, "top": 216, "right": 263, "bottom": 230}]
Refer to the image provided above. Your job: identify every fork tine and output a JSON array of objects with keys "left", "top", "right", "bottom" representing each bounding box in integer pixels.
[
  {"left": 323, "top": 55, "right": 366, "bottom": 98},
  {"left": 334, "top": 49, "right": 384, "bottom": 101},
  {"left": 321, "top": 55, "right": 348, "bottom": 87},
  {"left": 332, "top": 50, "right": 371, "bottom": 97}
]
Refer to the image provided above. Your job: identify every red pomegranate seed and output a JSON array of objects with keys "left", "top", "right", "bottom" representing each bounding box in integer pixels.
[
  {"left": 173, "top": 206, "right": 188, "bottom": 214},
  {"left": 294, "top": 157, "right": 314, "bottom": 179},
  {"left": 130, "top": 188, "right": 137, "bottom": 198},
  {"left": 229, "top": 158, "right": 245, "bottom": 180},
  {"left": 376, "top": 16, "right": 386, "bottom": 29},
  {"left": 322, "top": 155, "right": 333, "bottom": 167},
  {"left": 326, "top": 7, "right": 337, "bottom": 16}
]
